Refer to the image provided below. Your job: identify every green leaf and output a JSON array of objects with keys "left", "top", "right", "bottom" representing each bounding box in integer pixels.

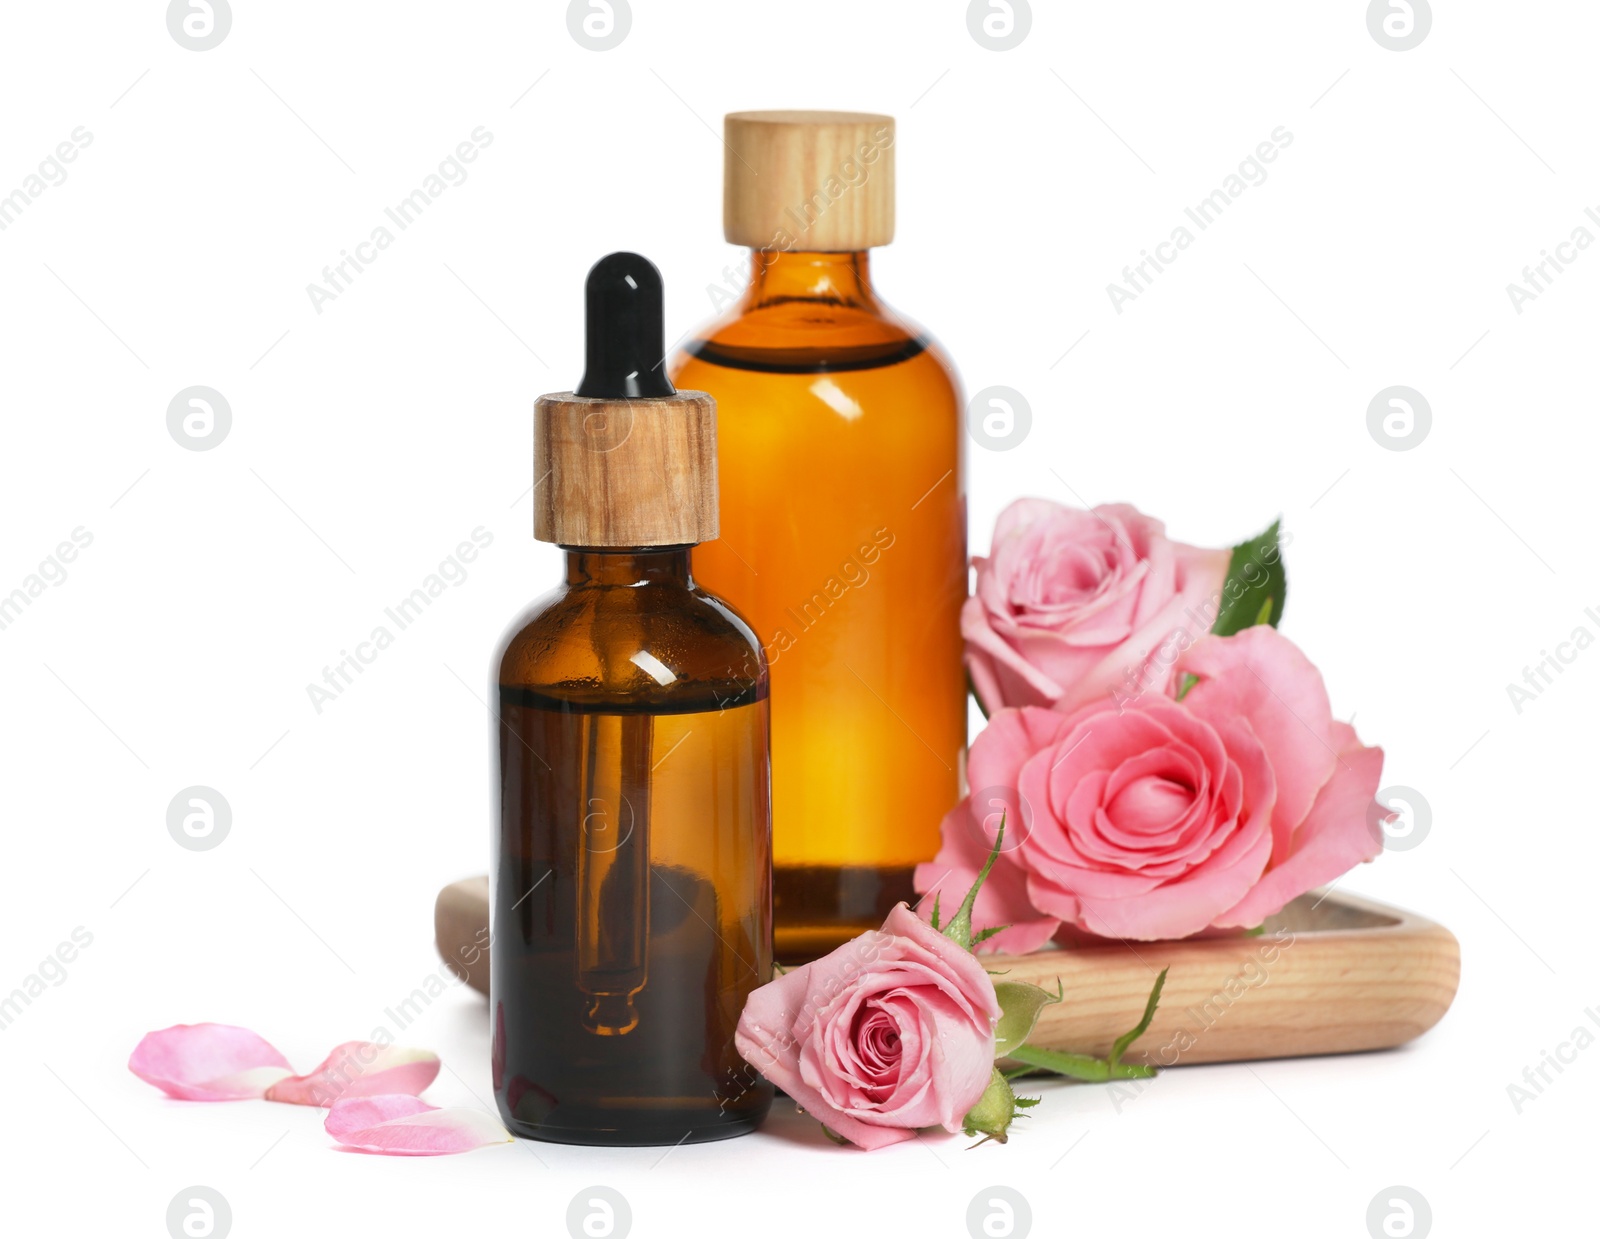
[
  {"left": 1211, "top": 519, "right": 1287, "bottom": 637},
  {"left": 971, "top": 924, "right": 1010, "bottom": 948},
  {"left": 961, "top": 1068, "right": 1020, "bottom": 1145},
  {"left": 943, "top": 815, "right": 1004, "bottom": 951},
  {"left": 992, "top": 979, "right": 1063, "bottom": 1059},
  {"left": 1005, "top": 968, "right": 1168, "bottom": 1082},
  {"left": 928, "top": 892, "right": 941, "bottom": 932},
  {"left": 1109, "top": 967, "right": 1167, "bottom": 1067}
]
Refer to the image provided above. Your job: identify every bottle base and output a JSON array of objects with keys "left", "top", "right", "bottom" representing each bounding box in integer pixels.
[
  {"left": 773, "top": 864, "right": 917, "bottom": 963},
  {"left": 505, "top": 1112, "right": 766, "bottom": 1148}
]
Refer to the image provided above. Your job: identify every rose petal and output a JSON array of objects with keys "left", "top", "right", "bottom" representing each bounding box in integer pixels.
[
  {"left": 913, "top": 705, "right": 1077, "bottom": 952},
  {"left": 266, "top": 1042, "right": 440, "bottom": 1107},
  {"left": 1046, "top": 585, "right": 1216, "bottom": 714},
  {"left": 800, "top": 955, "right": 988, "bottom": 1132},
  {"left": 967, "top": 706, "right": 1076, "bottom": 798},
  {"left": 914, "top": 799, "right": 1060, "bottom": 955},
  {"left": 325, "top": 1098, "right": 511, "bottom": 1156},
  {"left": 964, "top": 499, "right": 1230, "bottom": 715},
  {"left": 963, "top": 594, "right": 1065, "bottom": 712},
  {"left": 1178, "top": 627, "right": 1337, "bottom": 862},
  {"left": 736, "top": 907, "right": 999, "bottom": 1149},
  {"left": 324, "top": 1093, "right": 439, "bottom": 1138},
  {"left": 1213, "top": 724, "right": 1387, "bottom": 928},
  {"left": 737, "top": 942, "right": 914, "bottom": 1150},
  {"left": 1016, "top": 701, "right": 1276, "bottom": 939},
  {"left": 128, "top": 1023, "right": 293, "bottom": 1101}
]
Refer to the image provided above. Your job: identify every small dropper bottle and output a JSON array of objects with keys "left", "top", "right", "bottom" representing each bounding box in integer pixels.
[{"left": 491, "top": 252, "right": 774, "bottom": 1146}]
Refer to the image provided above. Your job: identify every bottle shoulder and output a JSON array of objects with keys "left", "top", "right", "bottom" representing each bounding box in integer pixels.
[
  {"left": 680, "top": 295, "right": 961, "bottom": 392},
  {"left": 496, "top": 578, "right": 767, "bottom": 712}
]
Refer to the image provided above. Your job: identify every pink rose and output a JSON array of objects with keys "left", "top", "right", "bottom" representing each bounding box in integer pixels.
[
  {"left": 964, "top": 499, "right": 1231, "bottom": 715},
  {"left": 916, "top": 626, "right": 1387, "bottom": 944},
  {"left": 734, "top": 905, "right": 1000, "bottom": 1150}
]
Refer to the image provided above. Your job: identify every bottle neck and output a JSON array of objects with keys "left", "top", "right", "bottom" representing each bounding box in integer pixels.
[
  {"left": 743, "top": 250, "right": 877, "bottom": 311},
  {"left": 563, "top": 546, "right": 693, "bottom": 587}
]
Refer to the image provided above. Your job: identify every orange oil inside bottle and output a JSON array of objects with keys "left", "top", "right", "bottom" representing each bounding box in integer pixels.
[{"left": 673, "top": 250, "right": 966, "bottom": 960}]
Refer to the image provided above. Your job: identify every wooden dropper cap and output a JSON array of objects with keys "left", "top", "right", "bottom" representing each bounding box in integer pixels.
[
  {"left": 724, "top": 110, "right": 896, "bottom": 251},
  {"left": 534, "top": 253, "right": 718, "bottom": 547}
]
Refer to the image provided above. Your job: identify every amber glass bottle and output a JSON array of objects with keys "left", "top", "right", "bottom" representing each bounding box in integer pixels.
[
  {"left": 493, "top": 253, "right": 772, "bottom": 1146},
  {"left": 672, "top": 112, "right": 965, "bottom": 961}
]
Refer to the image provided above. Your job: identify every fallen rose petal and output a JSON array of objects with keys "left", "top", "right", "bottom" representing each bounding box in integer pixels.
[
  {"left": 323, "top": 1094, "right": 438, "bottom": 1139},
  {"left": 266, "top": 1042, "right": 440, "bottom": 1107},
  {"left": 129, "top": 1023, "right": 294, "bottom": 1101},
  {"left": 325, "top": 1101, "right": 512, "bottom": 1156}
]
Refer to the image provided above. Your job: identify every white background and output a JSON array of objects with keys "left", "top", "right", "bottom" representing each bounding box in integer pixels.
[{"left": 1, "top": 1, "right": 1594, "bottom": 1236}]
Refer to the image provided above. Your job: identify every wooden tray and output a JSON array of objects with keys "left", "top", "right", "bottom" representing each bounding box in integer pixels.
[{"left": 434, "top": 877, "right": 1458, "bottom": 1065}]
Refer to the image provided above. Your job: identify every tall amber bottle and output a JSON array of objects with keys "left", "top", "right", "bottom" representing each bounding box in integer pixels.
[
  {"left": 493, "top": 253, "right": 773, "bottom": 1145},
  {"left": 672, "top": 112, "right": 965, "bottom": 961}
]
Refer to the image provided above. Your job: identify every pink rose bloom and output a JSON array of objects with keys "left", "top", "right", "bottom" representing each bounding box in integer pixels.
[
  {"left": 734, "top": 905, "right": 1000, "bottom": 1150},
  {"left": 964, "top": 499, "right": 1231, "bottom": 715},
  {"left": 916, "top": 626, "right": 1387, "bottom": 945}
]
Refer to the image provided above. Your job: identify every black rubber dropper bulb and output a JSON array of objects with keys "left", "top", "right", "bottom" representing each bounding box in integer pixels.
[{"left": 574, "top": 252, "right": 676, "bottom": 399}]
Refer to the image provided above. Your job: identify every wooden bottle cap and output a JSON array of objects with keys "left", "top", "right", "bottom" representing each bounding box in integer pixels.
[
  {"left": 534, "top": 253, "right": 719, "bottom": 548},
  {"left": 724, "top": 110, "right": 896, "bottom": 252},
  {"left": 534, "top": 391, "right": 719, "bottom": 547}
]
